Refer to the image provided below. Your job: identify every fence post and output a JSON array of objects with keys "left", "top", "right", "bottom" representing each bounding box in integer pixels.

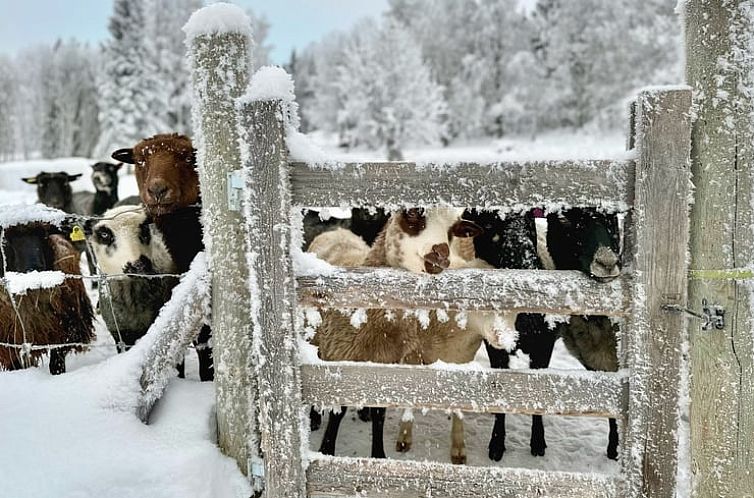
[
  {"left": 623, "top": 87, "right": 692, "bottom": 498},
  {"left": 185, "top": 5, "right": 260, "bottom": 484},
  {"left": 684, "top": 1, "right": 754, "bottom": 496},
  {"left": 237, "top": 96, "right": 305, "bottom": 496}
]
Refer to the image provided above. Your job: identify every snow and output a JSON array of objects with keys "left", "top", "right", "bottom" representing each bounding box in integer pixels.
[
  {"left": 182, "top": 3, "right": 252, "bottom": 42},
  {"left": 291, "top": 246, "right": 338, "bottom": 276},
  {"left": 0, "top": 203, "right": 67, "bottom": 228},
  {"left": 3, "top": 270, "right": 66, "bottom": 294},
  {"left": 244, "top": 65, "right": 296, "bottom": 103}
]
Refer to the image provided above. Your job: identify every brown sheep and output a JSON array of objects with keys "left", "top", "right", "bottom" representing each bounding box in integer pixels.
[
  {"left": 1, "top": 223, "right": 94, "bottom": 374},
  {"left": 111, "top": 134, "right": 211, "bottom": 381},
  {"left": 311, "top": 208, "right": 514, "bottom": 463}
]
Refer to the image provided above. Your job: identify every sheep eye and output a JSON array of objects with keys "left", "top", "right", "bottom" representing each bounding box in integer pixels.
[
  {"left": 399, "top": 208, "right": 426, "bottom": 235},
  {"left": 96, "top": 227, "right": 113, "bottom": 245}
]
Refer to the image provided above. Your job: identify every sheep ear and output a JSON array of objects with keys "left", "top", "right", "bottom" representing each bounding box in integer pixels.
[
  {"left": 21, "top": 176, "right": 38, "bottom": 185},
  {"left": 112, "top": 148, "right": 135, "bottom": 164},
  {"left": 452, "top": 220, "right": 483, "bottom": 238},
  {"left": 113, "top": 162, "right": 123, "bottom": 171},
  {"left": 67, "top": 173, "right": 83, "bottom": 181}
]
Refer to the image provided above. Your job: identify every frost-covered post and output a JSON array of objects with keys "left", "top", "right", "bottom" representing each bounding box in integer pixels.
[
  {"left": 623, "top": 87, "right": 692, "bottom": 498},
  {"left": 684, "top": 1, "right": 754, "bottom": 496},
  {"left": 184, "top": 4, "right": 258, "bottom": 480},
  {"left": 237, "top": 69, "right": 306, "bottom": 497}
]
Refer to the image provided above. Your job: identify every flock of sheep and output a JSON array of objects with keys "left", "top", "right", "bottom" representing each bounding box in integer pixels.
[{"left": 0, "top": 132, "right": 623, "bottom": 465}]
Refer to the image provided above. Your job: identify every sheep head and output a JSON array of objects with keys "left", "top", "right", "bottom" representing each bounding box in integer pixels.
[
  {"left": 382, "top": 207, "right": 482, "bottom": 274},
  {"left": 21, "top": 172, "right": 82, "bottom": 211},
  {"left": 91, "top": 162, "right": 122, "bottom": 195},
  {"left": 111, "top": 134, "right": 199, "bottom": 218}
]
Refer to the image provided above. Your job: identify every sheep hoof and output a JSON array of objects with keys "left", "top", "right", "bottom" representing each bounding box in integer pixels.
[
  {"left": 395, "top": 440, "right": 411, "bottom": 453},
  {"left": 530, "top": 445, "right": 546, "bottom": 457},
  {"left": 488, "top": 443, "right": 505, "bottom": 461},
  {"left": 451, "top": 449, "right": 467, "bottom": 465},
  {"left": 607, "top": 446, "right": 618, "bottom": 460}
]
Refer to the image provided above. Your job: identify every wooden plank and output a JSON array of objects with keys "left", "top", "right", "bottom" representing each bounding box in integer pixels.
[
  {"left": 290, "top": 159, "right": 635, "bottom": 211},
  {"left": 301, "top": 363, "right": 628, "bottom": 417},
  {"left": 622, "top": 88, "right": 692, "bottom": 498},
  {"left": 187, "top": 24, "right": 257, "bottom": 481},
  {"left": 296, "top": 268, "right": 629, "bottom": 316},
  {"left": 306, "top": 457, "right": 620, "bottom": 498},
  {"left": 685, "top": 2, "right": 754, "bottom": 497},
  {"left": 239, "top": 99, "right": 306, "bottom": 497}
]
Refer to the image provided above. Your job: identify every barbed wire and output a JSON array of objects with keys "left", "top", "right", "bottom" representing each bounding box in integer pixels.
[{"left": 0, "top": 204, "right": 200, "bottom": 363}]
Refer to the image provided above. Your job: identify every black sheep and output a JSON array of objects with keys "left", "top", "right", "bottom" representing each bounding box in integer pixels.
[
  {"left": 302, "top": 208, "right": 389, "bottom": 249},
  {"left": 465, "top": 209, "right": 555, "bottom": 460}
]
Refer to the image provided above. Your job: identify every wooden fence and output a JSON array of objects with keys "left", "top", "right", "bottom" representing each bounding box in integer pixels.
[{"left": 187, "top": 12, "right": 693, "bottom": 498}]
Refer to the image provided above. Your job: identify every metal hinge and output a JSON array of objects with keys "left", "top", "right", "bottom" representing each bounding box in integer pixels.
[
  {"left": 663, "top": 299, "right": 725, "bottom": 330},
  {"left": 249, "top": 457, "right": 265, "bottom": 495},
  {"left": 227, "top": 170, "right": 244, "bottom": 211}
]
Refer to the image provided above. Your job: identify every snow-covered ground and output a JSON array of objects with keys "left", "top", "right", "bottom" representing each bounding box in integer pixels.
[{"left": 0, "top": 132, "right": 628, "bottom": 497}]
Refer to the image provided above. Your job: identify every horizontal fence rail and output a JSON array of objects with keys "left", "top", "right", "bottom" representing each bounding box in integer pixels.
[
  {"left": 296, "top": 268, "right": 629, "bottom": 316},
  {"left": 301, "top": 363, "right": 628, "bottom": 417},
  {"left": 306, "top": 457, "right": 620, "bottom": 498},
  {"left": 290, "top": 159, "right": 635, "bottom": 210}
]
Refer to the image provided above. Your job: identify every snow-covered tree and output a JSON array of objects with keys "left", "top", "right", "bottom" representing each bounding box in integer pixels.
[
  {"left": 96, "top": 0, "right": 167, "bottom": 158},
  {"left": 147, "top": 0, "right": 202, "bottom": 135},
  {"left": 335, "top": 19, "right": 447, "bottom": 160},
  {"left": 0, "top": 56, "right": 17, "bottom": 161}
]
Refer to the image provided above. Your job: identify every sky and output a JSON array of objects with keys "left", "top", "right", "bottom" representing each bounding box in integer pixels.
[{"left": 0, "top": 0, "right": 537, "bottom": 64}]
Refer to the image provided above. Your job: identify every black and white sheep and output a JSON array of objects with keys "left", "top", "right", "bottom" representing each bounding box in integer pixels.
[
  {"left": 86, "top": 205, "right": 178, "bottom": 353},
  {"left": 70, "top": 162, "right": 123, "bottom": 216},
  {"left": 465, "top": 209, "right": 555, "bottom": 460}
]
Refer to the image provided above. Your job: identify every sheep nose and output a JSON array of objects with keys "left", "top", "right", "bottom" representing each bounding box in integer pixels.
[
  {"left": 590, "top": 246, "right": 621, "bottom": 281},
  {"left": 148, "top": 182, "right": 169, "bottom": 202},
  {"left": 423, "top": 243, "right": 450, "bottom": 274}
]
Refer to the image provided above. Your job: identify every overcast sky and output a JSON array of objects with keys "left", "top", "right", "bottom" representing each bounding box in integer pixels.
[{"left": 0, "top": 0, "right": 536, "bottom": 64}]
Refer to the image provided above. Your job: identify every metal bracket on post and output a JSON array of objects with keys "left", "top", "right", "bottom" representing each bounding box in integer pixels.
[
  {"left": 227, "top": 170, "right": 244, "bottom": 211},
  {"left": 662, "top": 299, "right": 725, "bottom": 330},
  {"left": 248, "top": 457, "right": 265, "bottom": 496}
]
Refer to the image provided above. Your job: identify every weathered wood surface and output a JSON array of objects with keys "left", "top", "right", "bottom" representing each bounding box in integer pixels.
[
  {"left": 622, "top": 88, "right": 692, "bottom": 498},
  {"left": 239, "top": 99, "right": 306, "bottom": 497},
  {"left": 297, "top": 268, "right": 629, "bottom": 316},
  {"left": 290, "top": 159, "right": 635, "bottom": 211},
  {"left": 306, "top": 457, "right": 620, "bottom": 498},
  {"left": 301, "top": 363, "right": 628, "bottom": 417},
  {"left": 188, "top": 28, "right": 256, "bottom": 477},
  {"left": 137, "top": 256, "right": 207, "bottom": 422},
  {"left": 685, "top": 2, "right": 754, "bottom": 497}
]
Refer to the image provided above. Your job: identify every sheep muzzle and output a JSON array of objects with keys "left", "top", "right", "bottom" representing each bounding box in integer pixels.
[{"left": 423, "top": 243, "right": 450, "bottom": 274}]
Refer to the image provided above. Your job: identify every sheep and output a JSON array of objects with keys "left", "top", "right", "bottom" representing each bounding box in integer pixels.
[
  {"left": 86, "top": 205, "right": 178, "bottom": 353},
  {"left": 302, "top": 207, "right": 389, "bottom": 249},
  {"left": 69, "top": 162, "right": 123, "bottom": 216},
  {"left": 465, "top": 209, "right": 555, "bottom": 460},
  {"left": 110, "top": 134, "right": 211, "bottom": 381},
  {"left": 311, "top": 207, "right": 513, "bottom": 463},
  {"left": 0, "top": 222, "right": 94, "bottom": 374},
  {"left": 545, "top": 208, "right": 622, "bottom": 460},
  {"left": 21, "top": 172, "right": 83, "bottom": 212}
]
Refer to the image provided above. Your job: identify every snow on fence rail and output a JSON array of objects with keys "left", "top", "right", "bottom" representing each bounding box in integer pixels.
[{"left": 187, "top": 5, "right": 691, "bottom": 498}]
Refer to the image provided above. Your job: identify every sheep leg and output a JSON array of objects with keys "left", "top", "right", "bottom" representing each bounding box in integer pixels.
[
  {"left": 49, "top": 350, "right": 66, "bottom": 375},
  {"left": 309, "top": 407, "right": 322, "bottom": 431},
  {"left": 319, "top": 406, "right": 347, "bottom": 456},
  {"left": 396, "top": 419, "right": 413, "bottom": 452},
  {"left": 195, "top": 324, "right": 214, "bottom": 382},
  {"left": 607, "top": 418, "right": 619, "bottom": 460},
  {"left": 370, "top": 407, "right": 387, "bottom": 459},
  {"left": 450, "top": 413, "right": 466, "bottom": 464},
  {"left": 357, "top": 407, "right": 371, "bottom": 422},
  {"left": 485, "top": 340, "right": 509, "bottom": 461},
  {"left": 523, "top": 320, "right": 556, "bottom": 457},
  {"left": 176, "top": 360, "right": 185, "bottom": 379}
]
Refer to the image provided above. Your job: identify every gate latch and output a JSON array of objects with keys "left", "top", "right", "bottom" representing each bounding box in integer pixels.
[
  {"left": 663, "top": 299, "right": 725, "bottom": 330},
  {"left": 227, "top": 170, "right": 244, "bottom": 211}
]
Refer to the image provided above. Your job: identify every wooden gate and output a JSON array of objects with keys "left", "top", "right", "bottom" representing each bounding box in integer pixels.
[{"left": 187, "top": 10, "right": 692, "bottom": 498}]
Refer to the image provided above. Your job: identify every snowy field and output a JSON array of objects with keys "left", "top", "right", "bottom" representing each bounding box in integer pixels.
[{"left": 0, "top": 131, "right": 627, "bottom": 497}]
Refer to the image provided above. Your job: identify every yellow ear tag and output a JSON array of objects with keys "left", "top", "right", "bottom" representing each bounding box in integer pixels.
[{"left": 70, "top": 225, "right": 85, "bottom": 242}]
